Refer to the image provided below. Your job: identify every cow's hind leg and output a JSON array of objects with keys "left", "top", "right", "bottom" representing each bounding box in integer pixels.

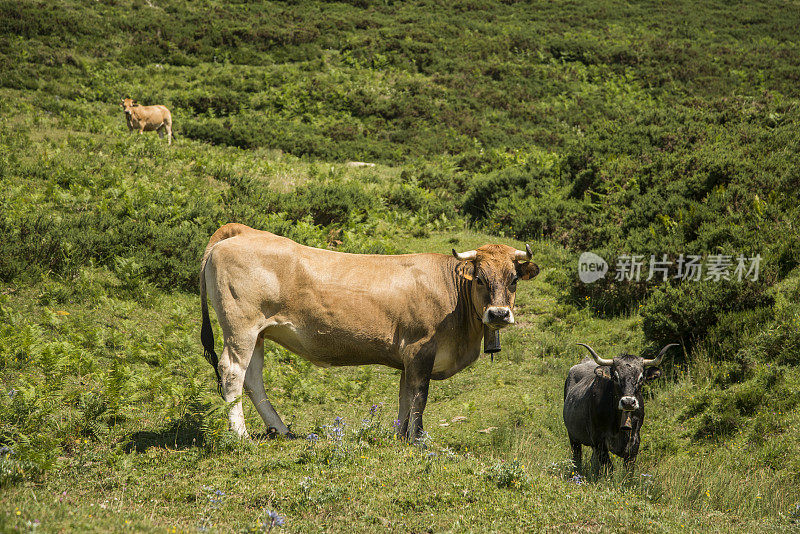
[
  {"left": 244, "top": 339, "right": 291, "bottom": 437},
  {"left": 218, "top": 333, "right": 258, "bottom": 438}
]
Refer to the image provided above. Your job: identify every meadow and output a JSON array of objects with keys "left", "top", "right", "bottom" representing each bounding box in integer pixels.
[{"left": 1, "top": 0, "right": 800, "bottom": 532}]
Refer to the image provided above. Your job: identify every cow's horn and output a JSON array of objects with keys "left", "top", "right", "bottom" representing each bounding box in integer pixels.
[
  {"left": 642, "top": 343, "right": 679, "bottom": 368},
  {"left": 515, "top": 244, "right": 532, "bottom": 261},
  {"left": 452, "top": 249, "right": 477, "bottom": 261},
  {"left": 577, "top": 343, "right": 613, "bottom": 366}
]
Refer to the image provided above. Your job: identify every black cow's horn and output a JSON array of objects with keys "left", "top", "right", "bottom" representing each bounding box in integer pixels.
[
  {"left": 642, "top": 343, "right": 679, "bottom": 368},
  {"left": 577, "top": 343, "right": 613, "bottom": 366},
  {"left": 452, "top": 249, "right": 477, "bottom": 261},
  {"left": 515, "top": 244, "right": 532, "bottom": 261}
]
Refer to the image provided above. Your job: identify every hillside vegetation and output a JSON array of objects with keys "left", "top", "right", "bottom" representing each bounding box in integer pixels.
[{"left": 1, "top": 0, "right": 799, "bottom": 532}]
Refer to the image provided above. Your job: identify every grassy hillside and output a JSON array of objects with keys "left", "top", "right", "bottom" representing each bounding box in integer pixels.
[{"left": 2, "top": 0, "right": 800, "bottom": 532}]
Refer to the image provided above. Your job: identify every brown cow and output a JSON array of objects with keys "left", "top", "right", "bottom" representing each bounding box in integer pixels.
[
  {"left": 120, "top": 98, "right": 174, "bottom": 144},
  {"left": 200, "top": 223, "right": 539, "bottom": 440}
]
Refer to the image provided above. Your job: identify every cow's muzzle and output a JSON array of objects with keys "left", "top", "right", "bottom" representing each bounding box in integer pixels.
[
  {"left": 618, "top": 396, "right": 639, "bottom": 412},
  {"left": 483, "top": 306, "right": 514, "bottom": 327}
]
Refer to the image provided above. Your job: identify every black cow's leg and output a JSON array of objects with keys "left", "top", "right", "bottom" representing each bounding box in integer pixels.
[
  {"left": 404, "top": 356, "right": 434, "bottom": 442},
  {"left": 623, "top": 455, "right": 636, "bottom": 474},
  {"left": 570, "top": 439, "right": 583, "bottom": 473},
  {"left": 590, "top": 447, "right": 601, "bottom": 477},
  {"left": 598, "top": 445, "right": 613, "bottom": 475},
  {"left": 396, "top": 370, "right": 410, "bottom": 439}
]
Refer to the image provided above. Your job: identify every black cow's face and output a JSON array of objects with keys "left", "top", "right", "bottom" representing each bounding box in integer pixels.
[
  {"left": 579, "top": 342, "right": 677, "bottom": 431},
  {"left": 595, "top": 355, "right": 661, "bottom": 412}
]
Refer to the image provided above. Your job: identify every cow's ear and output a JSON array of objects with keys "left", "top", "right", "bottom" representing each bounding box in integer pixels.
[
  {"left": 457, "top": 261, "right": 475, "bottom": 281},
  {"left": 594, "top": 366, "right": 611, "bottom": 379},
  {"left": 644, "top": 367, "right": 662, "bottom": 381},
  {"left": 516, "top": 261, "right": 539, "bottom": 280}
]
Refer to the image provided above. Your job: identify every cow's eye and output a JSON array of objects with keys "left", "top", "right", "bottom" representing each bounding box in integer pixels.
[
  {"left": 509, "top": 276, "right": 519, "bottom": 290},
  {"left": 475, "top": 277, "right": 484, "bottom": 286}
]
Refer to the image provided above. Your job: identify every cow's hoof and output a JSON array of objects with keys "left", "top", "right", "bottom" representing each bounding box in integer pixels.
[{"left": 265, "top": 427, "right": 297, "bottom": 440}]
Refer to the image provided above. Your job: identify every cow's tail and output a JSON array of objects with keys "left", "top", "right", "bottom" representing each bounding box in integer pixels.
[{"left": 200, "top": 258, "right": 223, "bottom": 398}]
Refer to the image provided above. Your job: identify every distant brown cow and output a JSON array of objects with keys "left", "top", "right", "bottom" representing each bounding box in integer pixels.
[{"left": 120, "top": 98, "right": 174, "bottom": 144}]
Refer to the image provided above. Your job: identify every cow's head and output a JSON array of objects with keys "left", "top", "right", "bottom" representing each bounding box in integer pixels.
[
  {"left": 578, "top": 343, "right": 678, "bottom": 425},
  {"left": 120, "top": 98, "right": 136, "bottom": 114},
  {"left": 452, "top": 244, "right": 539, "bottom": 328}
]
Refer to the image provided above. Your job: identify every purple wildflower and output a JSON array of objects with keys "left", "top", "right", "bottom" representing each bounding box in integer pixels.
[
  {"left": 569, "top": 474, "right": 586, "bottom": 485},
  {"left": 263, "top": 510, "right": 285, "bottom": 530}
]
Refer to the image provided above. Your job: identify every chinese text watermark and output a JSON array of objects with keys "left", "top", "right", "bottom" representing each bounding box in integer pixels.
[{"left": 578, "top": 253, "right": 761, "bottom": 284}]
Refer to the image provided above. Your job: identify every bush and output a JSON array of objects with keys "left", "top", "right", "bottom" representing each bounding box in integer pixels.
[
  {"left": 287, "top": 180, "right": 376, "bottom": 227},
  {"left": 484, "top": 459, "right": 529, "bottom": 490},
  {"left": 641, "top": 280, "right": 774, "bottom": 355},
  {"left": 174, "top": 90, "right": 241, "bottom": 116},
  {"left": 680, "top": 365, "right": 787, "bottom": 442}
]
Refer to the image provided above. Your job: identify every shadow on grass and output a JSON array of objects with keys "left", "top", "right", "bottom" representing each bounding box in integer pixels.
[{"left": 122, "top": 409, "right": 207, "bottom": 453}]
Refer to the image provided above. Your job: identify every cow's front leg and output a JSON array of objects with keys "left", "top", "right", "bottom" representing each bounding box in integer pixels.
[
  {"left": 590, "top": 445, "right": 613, "bottom": 478},
  {"left": 396, "top": 370, "right": 410, "bottom": 439},
  {"left": 570, "top": 439, "right": 583, "bottom": 473},
  {"left": 623, "top": 455, "right": 636, "bottom": 475},
  {"left": 403, "top": 355, "right": 434, "bottom": 442},
  {"left": 597, "top": 445, "right": 613, "bottom": 476}
]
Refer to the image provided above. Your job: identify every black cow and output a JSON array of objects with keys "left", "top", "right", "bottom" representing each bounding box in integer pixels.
[{"left": 563, "top": 343, "right": 678, "bottom": 475}]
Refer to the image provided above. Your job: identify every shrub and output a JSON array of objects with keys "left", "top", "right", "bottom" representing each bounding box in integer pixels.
[
  {"left": 641, "top": 280, "right": 774, "bottom": 355},
  {"left": 680, "top": 365, "right": 786, "bottom": 442},
  {"left": 287, "top": 180, "right": 376, "bottom": 227},
  {"left": 484, "top": 459, "right": 529, "bottom": 490},
  {"left": 174, "top": 90, "right": 241, "bottom": 116}
]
